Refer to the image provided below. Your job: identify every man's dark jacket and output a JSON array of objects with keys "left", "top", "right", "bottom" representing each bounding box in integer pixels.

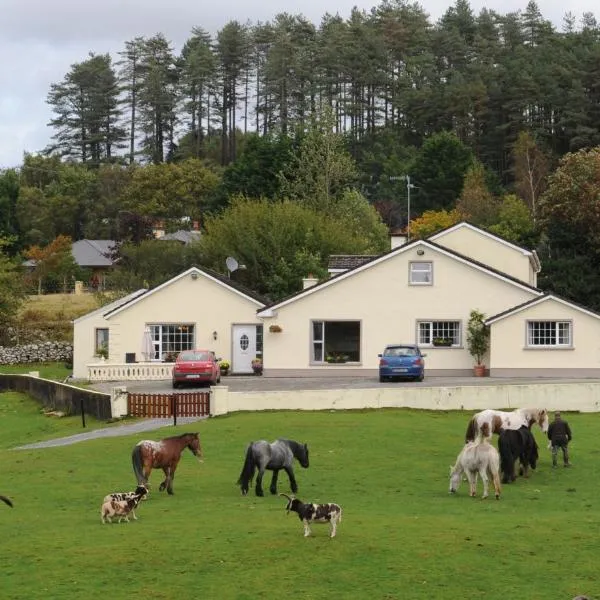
[{"left": 547, "top": 419, "right": 572, "bottom": 445}]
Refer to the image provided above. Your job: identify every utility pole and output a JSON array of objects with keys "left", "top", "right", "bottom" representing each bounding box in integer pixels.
[{"left": 389, "top": 175, "right": 416, "bottom": 241}]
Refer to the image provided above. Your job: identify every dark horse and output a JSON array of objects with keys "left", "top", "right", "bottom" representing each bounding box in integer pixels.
[
  {"left": 1, "top": 495, "right": 13, "bottom": 507},
  {"left": 237, "top": 439, "right": 309, "bottom": 497},
  {"left": 497, "top": 426, "right": 539, "bottom": 484},
  {"left": 132, "top": 432, "right": 202, "bottom": 495}
]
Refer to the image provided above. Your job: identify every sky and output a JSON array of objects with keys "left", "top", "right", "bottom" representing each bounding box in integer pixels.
[{"left": 0, "top": 0, "right": 598, "bottom": 169}]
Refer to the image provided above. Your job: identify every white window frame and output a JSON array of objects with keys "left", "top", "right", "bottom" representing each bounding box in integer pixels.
[
  {"left": 410, "top": 261, "right": 433, "bottom": 285},
  {"left": 418, "top": 320, "right": 461, "bottom": 346},
  {"left": 149, "top": 323, "right": 195, "bottom": 361},
  {"left": 95, "top": 328, "right": 109, "bottom": 356},
  {"left": 526, "top": 320, "right": 572, "bottom": 348},
  {"left": 310, "top": 320, "right": 361, "bottom": 363}
]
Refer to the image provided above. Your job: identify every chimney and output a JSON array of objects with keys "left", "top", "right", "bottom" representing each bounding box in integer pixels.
[
  {"left": 390, "top": 233, "right": 407, "bottom": 249},
  {"left": 302, "top": 273, "right": 319, "bottom": 289}
]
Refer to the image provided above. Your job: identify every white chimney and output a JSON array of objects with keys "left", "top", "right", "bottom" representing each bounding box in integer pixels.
[
  {"left": 390, "top": 234, "right": 407, "bottom": 249},
  {"left": 302, "top": 274, "right": 319, "bottom": 289}
]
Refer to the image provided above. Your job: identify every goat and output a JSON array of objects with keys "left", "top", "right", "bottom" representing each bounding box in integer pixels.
[
  {"left": 100, "top": 493, "right": 143, "bottom": 524},
  {"left": 280, "top": 493, "right": 342, "bottom": 538},
  {"left": 1, "top": 495, "right": 13, "bottom": 507},
  {"left": 103, "top": 485, "right": 148, "bottom": 520}
]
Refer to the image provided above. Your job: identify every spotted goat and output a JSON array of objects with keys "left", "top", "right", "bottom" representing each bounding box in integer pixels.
[
  {"left": 102, "top": 485, "right": 148, "bottom": 520},
  {"left": 280, "top": 493, "right": 342, "bottom": 538},
  {"left": 101, "top": 488, "right": 146, "bottom": 524}
]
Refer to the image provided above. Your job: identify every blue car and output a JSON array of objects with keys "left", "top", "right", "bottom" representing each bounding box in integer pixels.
[{"left": 378, "top": 344, "right": 426, "bottom": 382}]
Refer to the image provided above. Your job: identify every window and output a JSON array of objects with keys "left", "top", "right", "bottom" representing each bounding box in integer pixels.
[
  {"left": 418, "top": 321, "right": 460, "bottom": 346},
  {"left": 311, "top": 320, "right": 360, "bottom": 363},
  {"left": 149, "top": 324, "right": 195, "bottom": 360},
  {"left": 410, "top": 262, "right": 432, "bottom": 285},
  {"left": 527, "top": 321, "right": 572, "bottom": 347},
  {"left": 95, "top": 328, "right": 109, "bottom": 357}
]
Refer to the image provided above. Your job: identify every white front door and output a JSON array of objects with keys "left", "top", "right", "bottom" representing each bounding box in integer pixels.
[{"left": 232, "top": 325, "right": 257, "bottom": 374}]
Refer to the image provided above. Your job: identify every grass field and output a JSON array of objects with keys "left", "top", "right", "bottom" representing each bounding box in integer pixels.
[
  {"left": 18, "top": 293, "right": 99, "bottom": 322},
  {"left": 1, "top": 395, "right": 599, "bottom": 600},
  {"left": 0, "top": 362, "right": 73, "bottom": 382}
]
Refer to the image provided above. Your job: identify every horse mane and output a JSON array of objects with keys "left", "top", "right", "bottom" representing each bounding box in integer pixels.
[
  {"left": 165, "top": 432, "right": 199, "bottom": 440},
  {"left": 279, "top": 439, "right": 306, "bottom": 457}
]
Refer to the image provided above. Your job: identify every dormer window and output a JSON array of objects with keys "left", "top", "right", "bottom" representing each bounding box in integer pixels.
[{"left": 410, "top": 261, "right": 432, "bottom": 285}]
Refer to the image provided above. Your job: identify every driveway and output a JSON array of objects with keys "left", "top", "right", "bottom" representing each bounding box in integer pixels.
[{"left": 88, "top": 373, "right": 600, "bottom": 395}]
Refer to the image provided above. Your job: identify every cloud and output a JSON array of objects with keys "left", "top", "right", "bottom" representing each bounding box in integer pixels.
[{"left": 0, "top": 0, "right": 597, "bottom": 167}]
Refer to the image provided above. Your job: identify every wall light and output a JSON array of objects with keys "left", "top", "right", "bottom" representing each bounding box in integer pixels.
[
  {"left": 416, "top": 249, "right": 425, "bottom": 256},
  {"left": 212, "top": 331, "right": 218, "bottom": 341},
  {"left": 191, "top": 272, "right": 198, "bottom": 280}
]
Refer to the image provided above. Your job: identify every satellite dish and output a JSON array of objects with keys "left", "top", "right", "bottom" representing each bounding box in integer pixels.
[{"left": 226, "top": 256, "right": 239, "bottom": 275}]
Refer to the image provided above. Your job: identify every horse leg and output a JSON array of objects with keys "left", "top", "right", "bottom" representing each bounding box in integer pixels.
[
  {"left": 479, "top": 468, "right": 489, "bottom": 499},
  {"left": 255, "top": 467, "right": 265, "bottom": 497},
  {"left": 303, "top": 519, "right": 311, "bottom": 537},
  {"left": 284, "top": 466, "right": 298, "bottom": 494},
  {"left": 492, "top": 470, "right": 501, "bottom": 500},
  {"left": 269, "top": 469, "right": 279, "bottom": 495},
  {"left": 465, "top": 471, "right": 476, "bottom": 497},
  {"left": 159, "top": 467, "right": 170, "bottom": 492},
  {"left": 166, "top": 466, "right": 177, "bottom": 495}
]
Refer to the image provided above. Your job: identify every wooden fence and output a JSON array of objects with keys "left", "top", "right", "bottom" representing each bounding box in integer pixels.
[{"left": 127, "top": 391, "right": 210, "bottom": 418}]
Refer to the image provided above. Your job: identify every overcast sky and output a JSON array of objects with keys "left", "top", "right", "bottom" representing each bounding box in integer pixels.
[{"left": 0, "top": 0, "right": 597, "bottom": 168}]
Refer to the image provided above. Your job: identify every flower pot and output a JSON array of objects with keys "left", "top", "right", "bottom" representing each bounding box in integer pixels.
[
  {"left": 220, "top": 367, "right": 229, "bottom": 376},
  {"left": 252, "top": 367, "right": 263, "bottom": 376},
  {"left": 473, "top": 364, "right": 486, "bottom": 377}
]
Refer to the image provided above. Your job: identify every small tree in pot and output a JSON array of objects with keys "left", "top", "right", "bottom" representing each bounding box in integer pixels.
[{"left": 466, "top": 309, "right": 489, "bottom": 376}]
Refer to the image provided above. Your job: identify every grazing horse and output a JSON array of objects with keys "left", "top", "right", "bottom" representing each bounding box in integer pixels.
[
  {"left": 238, "top": 439, "right": 309, "bottom": 497},
  {"left": 132, "top": 432, "right": 202, "bottom": 495},
  {"left": 1, "top": 495, "right": 13, "bottom": 507},
  {"left": 465, "top": 408, "right": 548, "bottom": 442},
  {"left": 498, "top": 426, "right": 539, "bottom": 484},
  {"left": 449, "top": 423, "right": 501, "bottom": 500}
]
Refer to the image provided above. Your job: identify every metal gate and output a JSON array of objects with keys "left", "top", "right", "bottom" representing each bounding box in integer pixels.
[{"left": 127, "top": 392, "right": 210, "bottom": 418}]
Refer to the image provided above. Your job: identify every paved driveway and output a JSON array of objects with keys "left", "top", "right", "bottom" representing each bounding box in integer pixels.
[{"left": 88, "top": 374, "right": 600, "bottom": 395}]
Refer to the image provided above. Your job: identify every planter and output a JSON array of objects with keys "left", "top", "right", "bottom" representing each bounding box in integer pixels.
[
  {"left": 252, "top": 367, "right": 263, "bottom": 376},
  {"left": 433, "top": 339, "right": 453, "bottom": 347},
  {"left": 220, "top": 367, "right": 229, "bottom": 376},
  {"left": 473, "top": 364, "right": 486, "bottom": 377},
  {"left": 269, "top": 324, "right": 283, "bottom": 333}
]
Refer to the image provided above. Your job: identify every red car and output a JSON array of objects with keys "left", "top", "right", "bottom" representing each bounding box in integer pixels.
[{"left": 172, "top": 350, "right": 221, "bottom": 388}]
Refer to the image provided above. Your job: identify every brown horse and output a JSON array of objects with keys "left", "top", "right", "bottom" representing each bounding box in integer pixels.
[
  {"left": 132, "top": 432, "right": 202, "bottom": 495},
  {"left": 1, "top": 495, "right": 13, "bottom": 507}
]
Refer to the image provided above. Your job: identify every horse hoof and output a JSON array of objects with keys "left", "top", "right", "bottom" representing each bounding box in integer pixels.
[{"left": 256, "top": 491, "right": 264, "bottom": 497}]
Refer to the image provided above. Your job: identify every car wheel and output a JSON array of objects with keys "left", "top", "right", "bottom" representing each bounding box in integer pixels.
[
  {"left": 379, "top": 375, "right": 386, "bottom": 382},
  {"left": 217, "top": 374, "right": 221, "bottom": 384},
  {"left": 416, "top": 374, "right": 424, "bottom": 382},
  {"left": 172, "top": 381, "right": 180, "bottom": 389}
]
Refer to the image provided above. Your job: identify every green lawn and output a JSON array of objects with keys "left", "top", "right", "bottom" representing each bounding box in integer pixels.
[
  {"left": 0, "top": 362, "right": 72, "bottom": 382},
  {"left": 1, "top": 397, "right": 598, "bottom": 600}
]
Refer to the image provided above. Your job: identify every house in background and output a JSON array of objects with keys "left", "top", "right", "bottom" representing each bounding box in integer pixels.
[
  {"left": 73, "top": 222, "right": 600, "bottom": 381},
  {"left": 72, "top": 266, "right": 266, "bottom": 379},
  {"left": 71, "top": 239, "right": 117, "bottom": 290}
]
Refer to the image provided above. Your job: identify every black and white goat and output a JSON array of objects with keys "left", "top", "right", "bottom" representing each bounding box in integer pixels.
[
  {"left": 102, "top": 485, "right": 148, "bottom": 521},
  {"left": 280, "top": 493, "right": 342, "bottom": 538}
]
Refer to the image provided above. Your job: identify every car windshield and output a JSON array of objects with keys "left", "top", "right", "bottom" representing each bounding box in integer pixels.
[
  {"left": 179, "top": 351, "right": 212, "bottom": 361},
  {"left": 384, "top": 347, "right": 417, "bottom": 357}
]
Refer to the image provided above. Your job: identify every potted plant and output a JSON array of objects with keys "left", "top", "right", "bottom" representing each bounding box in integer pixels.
[
  {"left": 466, "top": 309, "right": 489, "bottom": 376},
  {"left": 96, "top": 342, "right": 109, "bottom": 360},
  {"left": 251, "top": 357, "right": 263, "bottom": 375},
  {"left": 219, "top": 359, "right": 230, "bottom": 376},
  {"left": 432, "top": 337, "right": 453, "bottom": 347},
  {"left": 269, "top": 324, "right": 283, "bottom": 333}
]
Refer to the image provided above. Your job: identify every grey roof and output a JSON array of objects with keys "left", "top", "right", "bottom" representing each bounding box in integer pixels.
[
  {"left": 71, "top": 240, "right": 116, "bottom": 268},
  {"left": 158, "top": 230, "right": 202, "bottom": 245},
  {"left": 328, "top": 255, "right": 376, "bottom": 271}
]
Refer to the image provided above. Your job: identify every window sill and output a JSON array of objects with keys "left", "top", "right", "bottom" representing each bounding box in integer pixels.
[{"left": 524, "top": 346, "right": 574, "bottom": 350}]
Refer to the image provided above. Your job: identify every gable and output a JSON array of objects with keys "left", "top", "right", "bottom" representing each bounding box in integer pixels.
[{"left": 429, "top": 223, "right": 535, "bottom": 284}]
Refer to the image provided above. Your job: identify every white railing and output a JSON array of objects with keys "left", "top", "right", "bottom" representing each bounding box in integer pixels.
[{"left": 88, "top": 362, "right": 173, "bottom": 382}]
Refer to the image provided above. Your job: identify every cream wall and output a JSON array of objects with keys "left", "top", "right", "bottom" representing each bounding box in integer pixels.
[
  {"left": 73, "top": 312, "right": 109, "bottom": 379},
  {"left": 433, "top": 226, "right": 533, "bottom": 284},
  {"left": 107, "top": 273, "right": 263, "bottom": 368},
  {"left": 490, "top": 300, "right": 600, "bottom": 373},
  {"left": 262, "top": 246, "right": 539, "bottom": 372}
]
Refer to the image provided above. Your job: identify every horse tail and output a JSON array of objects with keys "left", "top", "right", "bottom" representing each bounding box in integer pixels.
[
  {"left": 132, "top": 444, "right": 147, "bottom": 485},
  {"left": 237, "top": 444, "right": 256, "bottom": 493},
  {"left": 465, "top": 417, "right": 478, "bottom": 443}
]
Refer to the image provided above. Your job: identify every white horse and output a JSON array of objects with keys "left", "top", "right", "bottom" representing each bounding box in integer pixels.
[
  {"left": 465, "top": 408, "right": 548, "bottom": 442},
  {"left": 449, "top": 423, "right": 501, "bottom": 500}
]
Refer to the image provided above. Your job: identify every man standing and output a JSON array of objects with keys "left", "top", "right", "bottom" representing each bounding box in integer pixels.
[{"left": 548, "top": 411, "right": 572, "bottom": 467}]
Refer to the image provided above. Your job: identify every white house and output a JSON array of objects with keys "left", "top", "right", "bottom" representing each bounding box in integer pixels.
[{"left": 72, "top": 222, "right": 600, "bottom": 381}]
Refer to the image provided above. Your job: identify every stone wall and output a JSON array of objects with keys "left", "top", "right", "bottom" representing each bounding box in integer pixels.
[{"left": 0, "top": 341, "right": 73, "bottom": 365}]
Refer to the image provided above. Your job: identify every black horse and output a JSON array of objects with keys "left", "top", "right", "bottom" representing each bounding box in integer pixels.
[
  {"left": 497, "top": 426, "right": 539, "bottom": 484},
  {"left": 237, "top": 439, "right": 309, "bottom": 497}
]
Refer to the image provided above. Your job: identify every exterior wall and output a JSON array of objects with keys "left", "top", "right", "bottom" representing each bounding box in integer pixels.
[
  {"left": 73, "top": 311, "right": 109, "bottom": 379},
  {"left": 433, "top": 226, "right": 534, "bottom": 285},
  {"left": 490, "top": 300, "right": 600, "bottom": 375},
  {"left": 107, "top": 273, "right": 262, "bottom": 372},
  {"left": 209, "top": 382, "right": 600, "bottom": 415},
  {"left": 262, "top": 246, "right": 538, "bottom": 374}
]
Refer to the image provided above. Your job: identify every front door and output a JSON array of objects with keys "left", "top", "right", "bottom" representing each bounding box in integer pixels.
[{"left": 232, "top": 325, "right": 257, "bottom": 374}]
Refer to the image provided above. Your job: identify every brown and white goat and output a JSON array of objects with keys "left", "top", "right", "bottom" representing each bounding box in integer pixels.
[
  {"left": 103, "top": 485, "right": 148, "bottom": 520},
  {"left": 280, "top": 493, "right": 342, "bottom": 538},
  {"left": 100, "top": 494, "right": 143, "bottom": 524}
]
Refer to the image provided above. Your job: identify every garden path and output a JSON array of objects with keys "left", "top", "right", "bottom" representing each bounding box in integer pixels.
[{"left": 13, "top": 416, "right": 205, "bottom": 450}]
